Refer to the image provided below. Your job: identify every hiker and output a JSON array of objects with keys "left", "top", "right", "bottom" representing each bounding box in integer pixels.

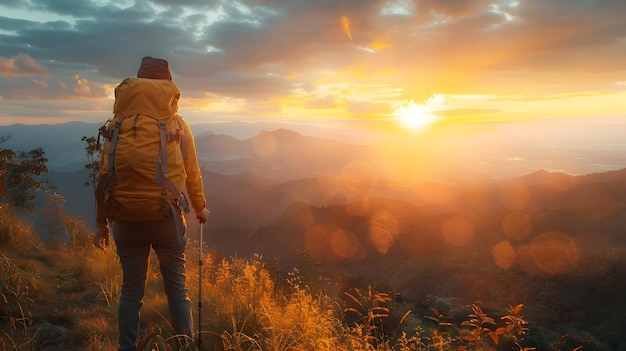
[{"left": 93, "top": 56, "right": 210, "bottom": 351}]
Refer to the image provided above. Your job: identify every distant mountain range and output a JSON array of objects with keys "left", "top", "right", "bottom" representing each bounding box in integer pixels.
[
  {"left": 8, "top": 123, "right": 626, "bottom": 234},
  {"left": 0, "top": 120, "right": 372, "bottom": 172},
  {"left": 4, "top": 118, "right": 626, "bottom": 179},
  {"left": 202, "top": 166, "right": 626, "bottom": 256},
  {"left": 44, "top": 128, "right": 626, "bottom": 246}
]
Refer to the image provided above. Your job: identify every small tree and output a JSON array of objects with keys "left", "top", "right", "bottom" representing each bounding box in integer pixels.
[
  {"left": 81, "top": 135, "right": 102, "bottom": 193},
  {"left": 0, "top": 133, "right": 14, "bottom": 198},
  {"left": 1, "top": 147, "right": 49, "bottom": 213},
  {"left": 0, "top": 149, "right": 15, "bottom": 198}
]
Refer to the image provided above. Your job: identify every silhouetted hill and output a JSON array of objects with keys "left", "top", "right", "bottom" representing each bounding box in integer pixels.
[
  {"left": 203, "top": 165, "right": 626, "bottom": 252},
  {"left": 194, "top": 128, "right": 373, "bottom": 182},
  {"left": 519, "top": 169, "right": 574, "bottom": 186},
  {"left": 196, "top": 133, "right": 250, "bottom": 160},
  {"left": 1, "top": 121, "right": 370, "bottom": 172}
]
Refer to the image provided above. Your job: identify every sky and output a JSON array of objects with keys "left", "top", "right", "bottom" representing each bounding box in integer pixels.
[{"left": 1, "top": 0, "right": 626, "bottom": 138}]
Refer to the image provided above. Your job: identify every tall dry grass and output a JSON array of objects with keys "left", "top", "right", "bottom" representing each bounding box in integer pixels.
[
  {"left": 190, "top": 254, "right": 343, "bottom": 351},
  {"left": 0, "top": 205, "right": 37, "bottom": 254},
  {"left": 2, "top": 205, "right": 536, "bottom": 351}
]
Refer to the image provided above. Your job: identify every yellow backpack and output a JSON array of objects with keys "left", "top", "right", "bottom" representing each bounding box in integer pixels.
[{"left": 96, "top": 78, "right": 190, "bottom": 223}]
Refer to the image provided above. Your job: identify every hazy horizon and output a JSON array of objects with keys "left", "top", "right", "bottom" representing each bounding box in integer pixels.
[{"left": 2, "top": 114, "right": 625, "bottom": 184}]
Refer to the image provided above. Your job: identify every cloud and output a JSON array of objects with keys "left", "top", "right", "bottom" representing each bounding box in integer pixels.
[
  {"left": 303, "top": 95, "right": 339, "bottom": 109},
  {"left": 0, "top": 0, "right": 625, "bottom": 124},
  {"left": 346, "top": 99, "right": 394, "bottom": 117},
  {"left": 0, "top": 71, "right": 109, "bottom": 100},
  {"left": 28, "top": 0, "right": 102, "bottom": 18},
  {"left": 0, "top": 97, "right": 111, "bottom": 124},
  {"left": 416, "top": 0, "right": 487, "bottom": 19},
  {"left": 0, "top": 53, "right": 50, "bottom": 76}
]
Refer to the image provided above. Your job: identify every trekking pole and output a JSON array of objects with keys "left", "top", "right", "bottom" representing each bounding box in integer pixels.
[{"left": 198, "top": 222, "right": 203, "bottom": 350}]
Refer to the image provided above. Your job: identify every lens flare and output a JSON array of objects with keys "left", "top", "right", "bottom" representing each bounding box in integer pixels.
[
  {"left": 501, "top": 211, "right": 532, "bottom": 241},
  {"left": 492, "top": 241, "right": 516, "bottom": 269},
  {"left": 342, "top": 160, "right": 378, "bottom": 192},
  {"left": 330, "top": 228, "right": 359, "bottom": 258},
  {"left": 369, "top": 212, "right": 399, "bottom": 254},
  {"left": 305, "top": 224, "right": 343, "bottom": 264},
  {"left": 346, "top": 193, "right": 371, "bottom": 216},
  {"left": 441, "top": 215, "right": 474, "bottom": 246},
  {"left": 530, "top": 231, "right": 573, "bottom": 275}
]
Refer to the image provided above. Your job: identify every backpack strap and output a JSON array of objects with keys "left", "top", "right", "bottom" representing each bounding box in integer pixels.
[
  {"left": 95, "top": 117, "right": 124, "bottom": 215},
  {"left": 167, "top": 199, "right": 186, "bottom": 245},
  {"left": 157, "top": 119, "right": 191, "bottom": 215},
  {"left": 166, "top": 117, "right": 188, "bottom": 161},
  {"left": 167, "top": 128, "right": 188, "bottom": 160},
  {"left": 107, "top": 117, "right": 124, "bottom": 181}
]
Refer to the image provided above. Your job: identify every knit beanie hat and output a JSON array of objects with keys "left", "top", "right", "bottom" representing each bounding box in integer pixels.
[{"left": 136, "top": 56, "right": 172, "bottom": 80}]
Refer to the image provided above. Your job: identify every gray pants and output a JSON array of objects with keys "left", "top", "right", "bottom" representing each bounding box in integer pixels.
[{"left": 112, "top": 217, "right": 194, "bottom": 351}]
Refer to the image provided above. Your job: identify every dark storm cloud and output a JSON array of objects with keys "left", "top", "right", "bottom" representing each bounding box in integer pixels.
[
  {"left": 29, "top": 0, "right": 103, "bottom": 18},
  {"left": 0, "top": 15, "right": 32, "bottom": 33}
]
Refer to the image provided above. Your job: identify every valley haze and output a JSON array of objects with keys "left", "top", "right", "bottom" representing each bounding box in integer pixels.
[{"left": 2, "top": 115, "right": 625, "bottom": 182}]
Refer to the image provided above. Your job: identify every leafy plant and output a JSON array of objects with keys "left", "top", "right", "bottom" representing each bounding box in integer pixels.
[
  {"left": 343, "top": 285, "right": 393, "bottom": 348},
  {"left": 424, "top": 307, "right": 454, "bottom": 335},
  {"left": 500, "top": 304, "right": 530, "bottom": 350},
  {"left": 460, "top": 304, "right": 500, "bottom": 349}
]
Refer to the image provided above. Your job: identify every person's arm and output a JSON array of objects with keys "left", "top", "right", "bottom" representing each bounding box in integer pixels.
[
  {"left": 181, "top": 119, "right": 209, "bottom": 222},
  {"left": 94, "top": 137, "right": 110, "bottom": 249}
]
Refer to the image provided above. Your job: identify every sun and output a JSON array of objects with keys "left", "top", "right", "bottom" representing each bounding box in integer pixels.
[{"left": 394, "top": 102, "right": 438, "bottom": 131}]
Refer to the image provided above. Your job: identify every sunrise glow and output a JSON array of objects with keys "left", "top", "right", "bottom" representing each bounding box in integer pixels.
[
  {"left": 1, "top": 1, "right": 624, "bottom": 130},
  {"left": 0, "top": 0, "right": 625, "bottom": 171},
  {"left": 394, "top": 101, "right": 439, "bottom": 131}
]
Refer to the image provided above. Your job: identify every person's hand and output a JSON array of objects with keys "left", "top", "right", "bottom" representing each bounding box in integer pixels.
[
  {"left": 197, "top": 208, "right": 211, "bottom": 223},
  {"left": 94, "top": 226, "right": 110, "bottom": 250}
]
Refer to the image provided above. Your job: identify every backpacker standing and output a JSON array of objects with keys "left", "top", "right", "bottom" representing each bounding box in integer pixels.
[{"left": 93, "top": 56, "right": 210, "bottom": 351}]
